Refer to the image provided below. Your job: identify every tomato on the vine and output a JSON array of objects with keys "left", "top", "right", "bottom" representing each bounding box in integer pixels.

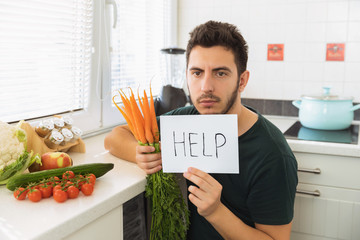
[
  {"left": 53, "top": 185, "right": 62, "bottom": 193},
  {"left": 53, "top": 176, "right": 61, "bottom": 184},
  {"left": 81, "top": 183, "right": 94, "bottom": 196},
  {"left": 62, "top": 171, "right": 75, "bottom": 180},
  {"left": 53, "top": 190, "right": 68, "bottom": 203},
  {"left": 28, "top": 189, "right": 42, "bottom": 202},
  {"left": 46, "top": 176, "right": 60, "bottom": 186},
  {"left": 77, "top": 176, "right": 86, "bottom": 189},
  {"left": 67, "top": 186, "right": 80, "bottom": 199},
  {"left": 13, "top": 187, "right": 27, "bottom": 200},
  {"left": 29, "top": 185, "right": 40, "bottom": 190},
  {"left": 39, "top": 185, "right": 53, "bottom": 198},
  {"left": 87, "top": 174, "right": 96, "bottom": 185},
  {"left": 64, "top": 181, "right": 73, "bottom": 189},
  {"left": 12, "top": 171, "right": 98, "bottom": 203}
]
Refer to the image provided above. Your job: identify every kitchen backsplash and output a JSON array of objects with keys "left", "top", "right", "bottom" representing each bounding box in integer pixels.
[
  {"left": 178, "top": 0, "right": 360, "bottom": 102},
  {"left": 242, "top": 98, "right": 360, "bottom": 120}
]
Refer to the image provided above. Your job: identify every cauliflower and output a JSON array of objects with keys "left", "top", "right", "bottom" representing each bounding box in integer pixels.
[{"left": 0, "top": 121, "right": 40, "bottom": 185}]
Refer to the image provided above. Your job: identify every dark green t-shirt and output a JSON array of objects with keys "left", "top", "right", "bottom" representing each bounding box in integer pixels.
[{"left": 160, "top": 105, "right": 298, "bottom": 240}]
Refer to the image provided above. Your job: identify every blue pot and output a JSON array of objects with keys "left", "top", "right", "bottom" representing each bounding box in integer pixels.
[{"left": 292, "top": 87, "right": 360, "bottom": 130}]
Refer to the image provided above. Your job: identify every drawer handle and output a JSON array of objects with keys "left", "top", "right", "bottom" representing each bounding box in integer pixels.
[
  {"left": 296, "top": 189, "right": 320, "bottom": 197},
  {"left": 298, "top": 167, "right": 321, "bottom": 174}
]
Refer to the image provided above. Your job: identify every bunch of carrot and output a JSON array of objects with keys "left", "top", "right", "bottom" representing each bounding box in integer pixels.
[
  {"left": 113, "top": 87, "right": 189, "bottom": 240},
  {"left": 112, "top": 87, "right": 159, "bottom": 148}
]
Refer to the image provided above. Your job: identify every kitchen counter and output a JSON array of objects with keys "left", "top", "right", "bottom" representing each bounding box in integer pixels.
[
  {"left": 1, "top": 116, "right": 359, "bottom": 240},
  {"left": 0, "top": 133, "right": 147, "bottom": 240}
]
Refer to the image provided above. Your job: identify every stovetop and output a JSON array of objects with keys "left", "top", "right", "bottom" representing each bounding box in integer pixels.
[{"left": 283, "top": 121, "right": 359, "bottom": 145}]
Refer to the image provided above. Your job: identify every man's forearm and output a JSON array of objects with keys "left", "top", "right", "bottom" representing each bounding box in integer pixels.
[
  {"left": 206, "top": 203, "right": 282, "bottom": 240},
  {"left": 104, "top": 125, "right": 138, "bottom": 163}
]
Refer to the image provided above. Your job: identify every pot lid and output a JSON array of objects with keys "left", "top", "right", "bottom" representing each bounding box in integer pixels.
[{"left": 302, "top": 87, "right": 353, "bottom": 101}]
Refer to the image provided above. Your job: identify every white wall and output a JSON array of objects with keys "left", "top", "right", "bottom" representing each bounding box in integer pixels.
[{"left": 178, "top": 0, "right": 360, "bottom": 102}]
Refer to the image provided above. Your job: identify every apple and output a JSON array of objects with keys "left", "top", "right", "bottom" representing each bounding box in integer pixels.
[{"left": 39, "top": 152, "right": 73, "bottom": 171}]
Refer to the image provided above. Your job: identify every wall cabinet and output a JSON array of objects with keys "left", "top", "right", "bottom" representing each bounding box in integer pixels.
[{"left": 291, "top": 152, "right": 360, "bottom": 240}]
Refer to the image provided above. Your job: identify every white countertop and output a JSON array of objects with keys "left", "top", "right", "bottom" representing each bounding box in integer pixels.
[
  {"left": 0, "top": 133, "right": 147, "bottom": 240},
  {"left": 0, "top": 116, "right": 359, "bottom": 240}
]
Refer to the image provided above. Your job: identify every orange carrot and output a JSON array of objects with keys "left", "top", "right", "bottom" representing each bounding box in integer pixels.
[
  {"left": 112, "top": 95, "right": 138, "bottom": 140},
  {"left": 149, "top": 85, "right": 159, "bottom": 142},
  {"left": 129, "top": 89, "right": 147, "bottom": 143},
  {"left": 118, "top": 91, "right": 135, "bottom": 126},
  {"left": 113, "top": 86, "right": 159, "bottom": 144},
  {"left": 137, "top": 88, "right": 144, "bottom": 115},
  {"left": 119, "top": 90, "right": 132, "bottom": 116},
  {"left": 142, "top": 90, "right": 154, "bottom": 144},
  {"left": 129, "top": 88, "right": 145, "bottom": 127},
  {"left": 118, "top": 90, "right": 139, "bottom": 138}
]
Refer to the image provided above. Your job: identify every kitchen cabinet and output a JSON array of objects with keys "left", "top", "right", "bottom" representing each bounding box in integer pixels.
[
  {"left": 66, "top": 205, "right": 123, "bottom": 240},
  {"left": 264, "top": 115, "right": 360, "bottom": 240},
  {"left": 291, "top": 152, "right": 360, "bottom": 240}
]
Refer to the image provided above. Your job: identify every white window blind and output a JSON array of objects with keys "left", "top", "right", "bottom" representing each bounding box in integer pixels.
[
  {"left": 110, "top": 0, "right": 173, "bottom": 97},
  {"left": 0, "top": 0, "right": 93, "bottom": 123}
]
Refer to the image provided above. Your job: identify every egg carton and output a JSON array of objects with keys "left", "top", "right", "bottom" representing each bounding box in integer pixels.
[{"left": 20, "top": 122, "right": 86, "bottom": 156}]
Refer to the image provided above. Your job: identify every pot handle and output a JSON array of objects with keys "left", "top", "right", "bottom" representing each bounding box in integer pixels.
[
  {"left": 350, "top": 104, "right": 360, "bottom": 112},
  {"left": 292, "top": 100, "right": 301, "bottom": 109}
]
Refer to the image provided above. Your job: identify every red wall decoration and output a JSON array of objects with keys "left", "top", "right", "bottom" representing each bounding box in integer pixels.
[
  {"left": 326, "top": 43, "right": 345, "bottom": 61},
  {"left": 267, "top": 44, "right": 284, "bottom": 61}
]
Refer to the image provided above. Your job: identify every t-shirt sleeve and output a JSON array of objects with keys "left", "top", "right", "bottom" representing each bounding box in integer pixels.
[{"left": 246, "top": 154, "right": 298, "bottom": 225}]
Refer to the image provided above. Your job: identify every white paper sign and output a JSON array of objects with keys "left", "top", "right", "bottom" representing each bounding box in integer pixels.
[{"left": 160, "top": 114, "right": 239, "bottom": 173}]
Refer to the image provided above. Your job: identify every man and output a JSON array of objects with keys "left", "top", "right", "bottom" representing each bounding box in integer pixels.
[{"left": 104, "top": 21, "right": 298, "bottom": 240}]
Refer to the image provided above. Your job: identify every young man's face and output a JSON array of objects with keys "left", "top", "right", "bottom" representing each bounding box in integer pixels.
[{"left": 187, "top": 45, "right": 244, "bottom": 115}]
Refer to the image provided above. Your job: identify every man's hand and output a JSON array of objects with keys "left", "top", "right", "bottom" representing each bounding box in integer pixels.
[
  {"left": 135, "top": 145, "right": 162, "bottom": 174},
  {"left": 183, "top": 167, "right": 223, "bottom": 218}
]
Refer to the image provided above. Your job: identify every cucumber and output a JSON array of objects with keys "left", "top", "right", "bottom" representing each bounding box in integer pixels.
[{"left": 6, "top": 163, "right": 114, "bottom": 191}]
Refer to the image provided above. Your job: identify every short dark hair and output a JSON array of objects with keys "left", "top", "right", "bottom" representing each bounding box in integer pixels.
[{"left": 186, "top": 21, "right": 248, "bottom": 77}]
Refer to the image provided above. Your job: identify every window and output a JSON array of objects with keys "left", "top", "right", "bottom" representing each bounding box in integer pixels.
[
  {"left": 110, "top": 0, "right": 173, "bottom": 95},
  {"left": 0, "top": 0, "right": 93, "bottom": 124},
  {"left": 102, "top": 0, "right": 176, "bottom": 126},
  {"left": 0, "top": 0, "right": 177, "bottom": 132}
]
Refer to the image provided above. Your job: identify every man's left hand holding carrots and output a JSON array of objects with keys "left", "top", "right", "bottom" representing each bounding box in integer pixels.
[{"left": 135, "top": 145, "right": 162, "bottom": 175}]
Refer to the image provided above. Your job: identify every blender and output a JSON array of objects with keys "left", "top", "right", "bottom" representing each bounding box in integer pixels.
[{"left": 155, "top": 47, "right": 189, "bottom": 115}]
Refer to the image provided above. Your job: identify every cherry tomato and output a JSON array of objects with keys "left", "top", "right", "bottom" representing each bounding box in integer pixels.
[
  {"left": 13, "top": 187, "right": 27, "bottom": 200},
  {"left": 81, "top": 183, "right": 94, "bottom": 196},
  {"left": 87, "top": 174, "right": 96, "bottom": 185},
  {"left": 53, "top": 185, "right": 62, "bottom": 193},
  {"left": 77, "top": 175, "right": 86, "bottom": 189},
  {"left": 47, "top": 176, "right": 60, "bottom": 186},
  {"left": 53, "top": 176, "right": 61, "bottom": 183},
  {"left": 29, "top": 185, "right": 40, "bottom": 190},
  {"left": 67, "top": 186, "right": 80, "bottom": 199},
  {"left": 62, "top": 171, "right": 75, "bottom": 180},
  {"left": 53, "top": 190, "right": 68, "bottom": 203},
  {"left": 39, "top": 185, "right": 53, "bottom": 198},
  {"left": 27, "top": 189, "right": 42, "bottom": 202},
  {"left": 63, "top": 181, "right": 73, "bottom": 188}
]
